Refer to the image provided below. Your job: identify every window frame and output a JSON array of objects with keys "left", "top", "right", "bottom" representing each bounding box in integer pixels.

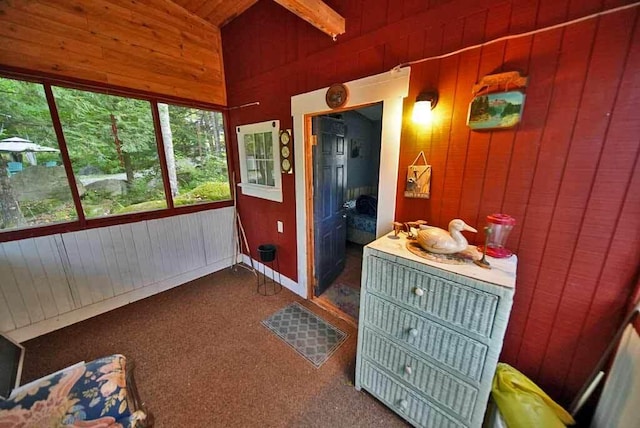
[
  {"left": 236, "top": 120, "right": 283, "bottom": 203},
  {"left": 0, "top": 66, "right": 235, "bottom": 243}
]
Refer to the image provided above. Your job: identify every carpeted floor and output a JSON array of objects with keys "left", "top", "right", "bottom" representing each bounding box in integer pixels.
[{"left": 21, "top": 267, "right": 408, "bottom": 427}]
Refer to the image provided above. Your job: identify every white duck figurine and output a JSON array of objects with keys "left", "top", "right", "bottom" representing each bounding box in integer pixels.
[{"left": 417, "top": 219, "right": 478, "bottom": 254}]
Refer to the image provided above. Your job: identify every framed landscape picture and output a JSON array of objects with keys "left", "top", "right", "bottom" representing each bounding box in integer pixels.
[{"left": 467, "top": 90, "right": 525, "bottom": 130}]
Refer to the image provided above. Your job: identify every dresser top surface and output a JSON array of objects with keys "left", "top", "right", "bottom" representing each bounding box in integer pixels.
[{"left": 367, "top": 234, "right": 517, "bottom": 289}]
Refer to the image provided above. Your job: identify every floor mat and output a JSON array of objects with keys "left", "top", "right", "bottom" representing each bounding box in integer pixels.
[
  {"left": 323, "top": 283, "right": 360, "bottom": 320},
  {"left": 262, "top": 302, "right": 348, "bottom": 368}
]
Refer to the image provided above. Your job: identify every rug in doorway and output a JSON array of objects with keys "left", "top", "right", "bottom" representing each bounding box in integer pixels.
[
  {"left": 262, "top": 302, "right": 348, "bottom": 368},
  {"left": 323, "top": 283, "right": 360, "bottom": 320}
]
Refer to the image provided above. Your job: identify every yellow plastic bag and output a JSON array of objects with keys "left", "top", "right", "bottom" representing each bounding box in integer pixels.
[{"left": 492, "top": 363, "right": 575, "bottom": 428}]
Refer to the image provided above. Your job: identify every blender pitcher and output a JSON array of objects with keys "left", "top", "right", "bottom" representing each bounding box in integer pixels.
[{"left": 485, "top": 214, "right": 516, "bottom": 258}]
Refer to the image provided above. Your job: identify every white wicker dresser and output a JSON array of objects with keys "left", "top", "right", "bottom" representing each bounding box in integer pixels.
[{"left": 355, "top": 234, "right": 517, "bottom": 428}]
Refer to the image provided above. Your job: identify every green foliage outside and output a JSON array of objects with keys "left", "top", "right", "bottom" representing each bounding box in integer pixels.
[
  {"left": 0, "top": 77, "right": 231, "bottom": 229},
  {"left": 115, "top": 182, "right": 231, "bottom": 214}
]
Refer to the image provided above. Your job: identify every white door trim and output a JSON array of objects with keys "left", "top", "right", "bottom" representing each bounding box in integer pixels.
[{"left": 291, "top": 67, "right": 411, "bottom": 298}]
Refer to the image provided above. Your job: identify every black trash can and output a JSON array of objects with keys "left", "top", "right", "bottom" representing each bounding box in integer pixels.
[
  {"left": 258, "top": 244, "right": 277, "bottom": 262},
  {"left": 256, "top": 244, "right": 281, "bottom": 296}
]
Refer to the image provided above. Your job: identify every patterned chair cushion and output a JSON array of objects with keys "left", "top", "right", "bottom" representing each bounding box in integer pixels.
[{"left": 0, "top": 354, "right": 145, "bottom": 428}]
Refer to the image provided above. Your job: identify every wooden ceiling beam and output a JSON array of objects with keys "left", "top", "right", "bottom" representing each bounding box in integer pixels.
[{"left": 273, "top": 0, "right": 345, "bottom": 39}]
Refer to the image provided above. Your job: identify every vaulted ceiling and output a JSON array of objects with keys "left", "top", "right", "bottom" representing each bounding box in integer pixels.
[
  {"left": 170, "top": 0, "right": 259, "bottom": 27},
  {"left": 170, "top": 0, "right": 345, "bottom": 38}
]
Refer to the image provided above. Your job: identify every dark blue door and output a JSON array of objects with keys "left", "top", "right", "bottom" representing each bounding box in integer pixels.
[{"left": 313, "top": 116, "right": 347, "bottom": 296}]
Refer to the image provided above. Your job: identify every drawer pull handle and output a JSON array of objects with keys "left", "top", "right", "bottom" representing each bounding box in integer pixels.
[
  {"left": 413, "top": 287, "right": 424, "bottom": 297},
  {"left": 409, "top": 328, "right": 419, "bottom": 337},
  {"left": 404, "top": 365, "right": 413, "bottom": 375},
  {"left": 398, "top": 399, "right": 408, "bottom": 411}
]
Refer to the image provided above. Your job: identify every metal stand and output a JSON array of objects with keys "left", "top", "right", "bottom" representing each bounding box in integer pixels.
[{"left": 257, "top": 245, "right": 282, "bottom": 296}]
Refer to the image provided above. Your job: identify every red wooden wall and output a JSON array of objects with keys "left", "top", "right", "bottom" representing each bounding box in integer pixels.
[{"left": 222, "top": 0, "right": 640, "bottom": 403}]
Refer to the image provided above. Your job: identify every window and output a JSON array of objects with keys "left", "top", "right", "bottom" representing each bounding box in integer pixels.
[
  {"left": 0, "top": 72, "right": 233, "bottom": 239},
  {"left": 54, "top": 87, "right": 167, "bottom": 218},
  {"left": 236, "top": 120, "right": 282, "bottom": 202},
  {"left": 0, "top": 77, "right": 77, "bottom": 231},
  {"left": 157, "top": 103, "right": 231, "bottom": 206}
]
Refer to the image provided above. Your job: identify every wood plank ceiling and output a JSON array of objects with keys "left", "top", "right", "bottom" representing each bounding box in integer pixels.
[
  {"left": 170, "top": 0, "right": 345, "bottom": 37},
  {"left": 170, "top": 0, "right": 260, "bottom": 27}
]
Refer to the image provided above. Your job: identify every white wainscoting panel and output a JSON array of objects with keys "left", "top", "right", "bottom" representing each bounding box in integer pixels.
[{"left": 0, "top": 207, "right": 235, "bottom": 342}]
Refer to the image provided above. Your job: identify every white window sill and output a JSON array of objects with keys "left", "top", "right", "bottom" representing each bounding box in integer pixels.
[{"left": 238, "top": 182, "right": 283, "bottom": 203}]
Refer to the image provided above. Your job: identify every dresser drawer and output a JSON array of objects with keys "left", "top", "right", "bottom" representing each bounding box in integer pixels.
[
  {"left": 360, "top": 359, "right": 464, "bottom": 428},
  {"left": 363, "top": 294, "right": 487, "bottom": 382},
  {"left": 367, "top": 256, "right": 499, "bottom": 338},
  {"left": 361, "top": 327, "right": 478, "bottom": 422}
]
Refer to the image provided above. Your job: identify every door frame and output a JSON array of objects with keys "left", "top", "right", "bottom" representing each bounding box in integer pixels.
[{"left": 291, "top": 67, "right": 411, "bottom": 299}]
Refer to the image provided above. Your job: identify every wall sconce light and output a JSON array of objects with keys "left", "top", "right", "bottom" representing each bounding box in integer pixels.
[{"left": 412, "top": 91, "right": 439, "bottom": 124}]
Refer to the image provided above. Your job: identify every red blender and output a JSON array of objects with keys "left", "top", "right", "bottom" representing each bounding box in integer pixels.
[{"left": 484, "top": 214, "right": 516, "bottom": 258}]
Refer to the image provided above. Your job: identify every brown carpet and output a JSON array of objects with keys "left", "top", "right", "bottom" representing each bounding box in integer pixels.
[{"left": 21, "top": 267, "right": 408, "bottom": 427}]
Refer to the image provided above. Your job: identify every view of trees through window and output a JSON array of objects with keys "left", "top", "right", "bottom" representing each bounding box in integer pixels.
[
  {"left": 159, "top": 103, "right": 231, "bottom": 207},
  {"left": 0, "top": 76, "right": 230, "bottom": 232},
  {"left": 0, "top": 77, "right": 77, "bottom": 230},
  {"left": 54, "top": 87, "right": 168, "bottom": 218}
]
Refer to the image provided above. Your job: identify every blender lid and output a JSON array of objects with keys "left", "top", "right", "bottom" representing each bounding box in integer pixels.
[{"left": 487, "top": 213, "right": 516, "bottom": 225}]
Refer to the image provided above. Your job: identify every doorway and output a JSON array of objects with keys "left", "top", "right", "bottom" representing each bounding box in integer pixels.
[
  {"left": 290, "top": 67, "right": 410, "bottom": 301},
  {"left": 311, "top": 104, "right": 383, "bottom": 322}
]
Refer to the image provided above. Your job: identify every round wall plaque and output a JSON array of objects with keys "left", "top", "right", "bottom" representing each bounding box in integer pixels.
[{"left": 325, "top": 83, "right": 349, "bottom": 109}]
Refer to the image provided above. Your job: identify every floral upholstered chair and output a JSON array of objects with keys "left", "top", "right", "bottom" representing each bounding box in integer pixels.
[{"left": 0, "top": 354, "right": 152, "bottom": 428}]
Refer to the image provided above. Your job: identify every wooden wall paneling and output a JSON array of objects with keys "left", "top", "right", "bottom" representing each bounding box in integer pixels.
[
  {"left": 153, "top": 216, "right": 180, "bottom": 279},
  {"left": 119, "top": 224, "right": 145, "bottom": 290},
  {"left": 407, "top": 29, "right": 427, "bottom": 63},
  {"left": 356, "top": 44, "right": 386, "bottom": 78},
  {"left": 0, "top": 0, "right": 227, "bottom": 105},
  {"left": 33, "top": 235, "right": 74, "bottom": 315},
  {"left": 499, "top": 28, "right": 565, "bottom": 363},
  {"left": 105, "top": 0, "right": 216, "bottom": 37},
  {"left": 536, "top": 0, "right": 571, "bottom": 28},
  {"left": 97, "top": 227, "right": 125, "bottom": 296},
  {"left": 439, "top": 13, "right": 485, "bottom": 229},
  {"left": 514, "top": 19, "right": 598, "bottom": 376},
  {"left": 430, "top": 19, "right": 464, "bottom": 227},
  {"left": 16, "top": 1, "right": 91, "bottom": 29},
  {"left": 0, "top": 21, "right": 103, "bottom": 59},
  {"left": 74, "top": 231, "right": 111, "bottom": 303},
  {"left": 509, "top": 0, "right": 541, "bottom": 34},
  {"left": 0, "top": 291, "right": 15, "bottom": 332},
  {"left": 569, "top": 0, "right": 604, "bottom": 20},
  {"left": 201, "top": 208, "right": 234, "bottom": 265},
  {"left": 0, "top": 244, "right": 30, "bottom": 329},
  {"left": 422, "top": 25, "right": 444, "bottom": 60},
  {"left": 474, "top": 36, "right": 532, "bottom": 236},
  {"left": 402, "top": 0, "right": 430, "bottom": 20},
  {"left": 386, "top": 0, "right": 405, "bottom": 25},
  {"left": 536, "top": 9, "right": 637, "bottom": 392},
  {"left": 88, "top": 229, "right": 118, "bottom": 301},
  {"left": 484, "top": 2, "right": 512, "bottom": 41},
  {"left": 16, "top": 239, "right": 58, "bottom": 320},
  {"left": 1, "top": 241, "right": 45, "bottom": 325},
  {"left": 361, "top": 0, "right": 389, "bottom": 34},
  {"left": 456, "top": 41, "right": 506, "bottom": 237},
  {"left": 129, "top": 221, "right": 157, "bottom": 286},
  {"left": 502, "top": 29, "right": 564, "bottom": 253},
  {"left": 336, "top": 0, "right": 362, "bottom": 42},
  {"left": 61, "top": 233, "right": 93, "bottom": 307},
  {"left": 184, "top": 212, "right": 207, "bottom": 271},
  {"left": 108, "top": 225, "right": 136, "bottom": 294},
  {"left": 558, "top": 12, "right": 640, "bottom": 398}
]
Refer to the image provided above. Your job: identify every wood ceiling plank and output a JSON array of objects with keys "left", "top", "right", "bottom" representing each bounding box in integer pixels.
[
  {"left": 273, "top": 0, "right": 345, "bottom": 38},
  {"left": 210, "top": 0, "right": 260, "bottom": 27}
]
